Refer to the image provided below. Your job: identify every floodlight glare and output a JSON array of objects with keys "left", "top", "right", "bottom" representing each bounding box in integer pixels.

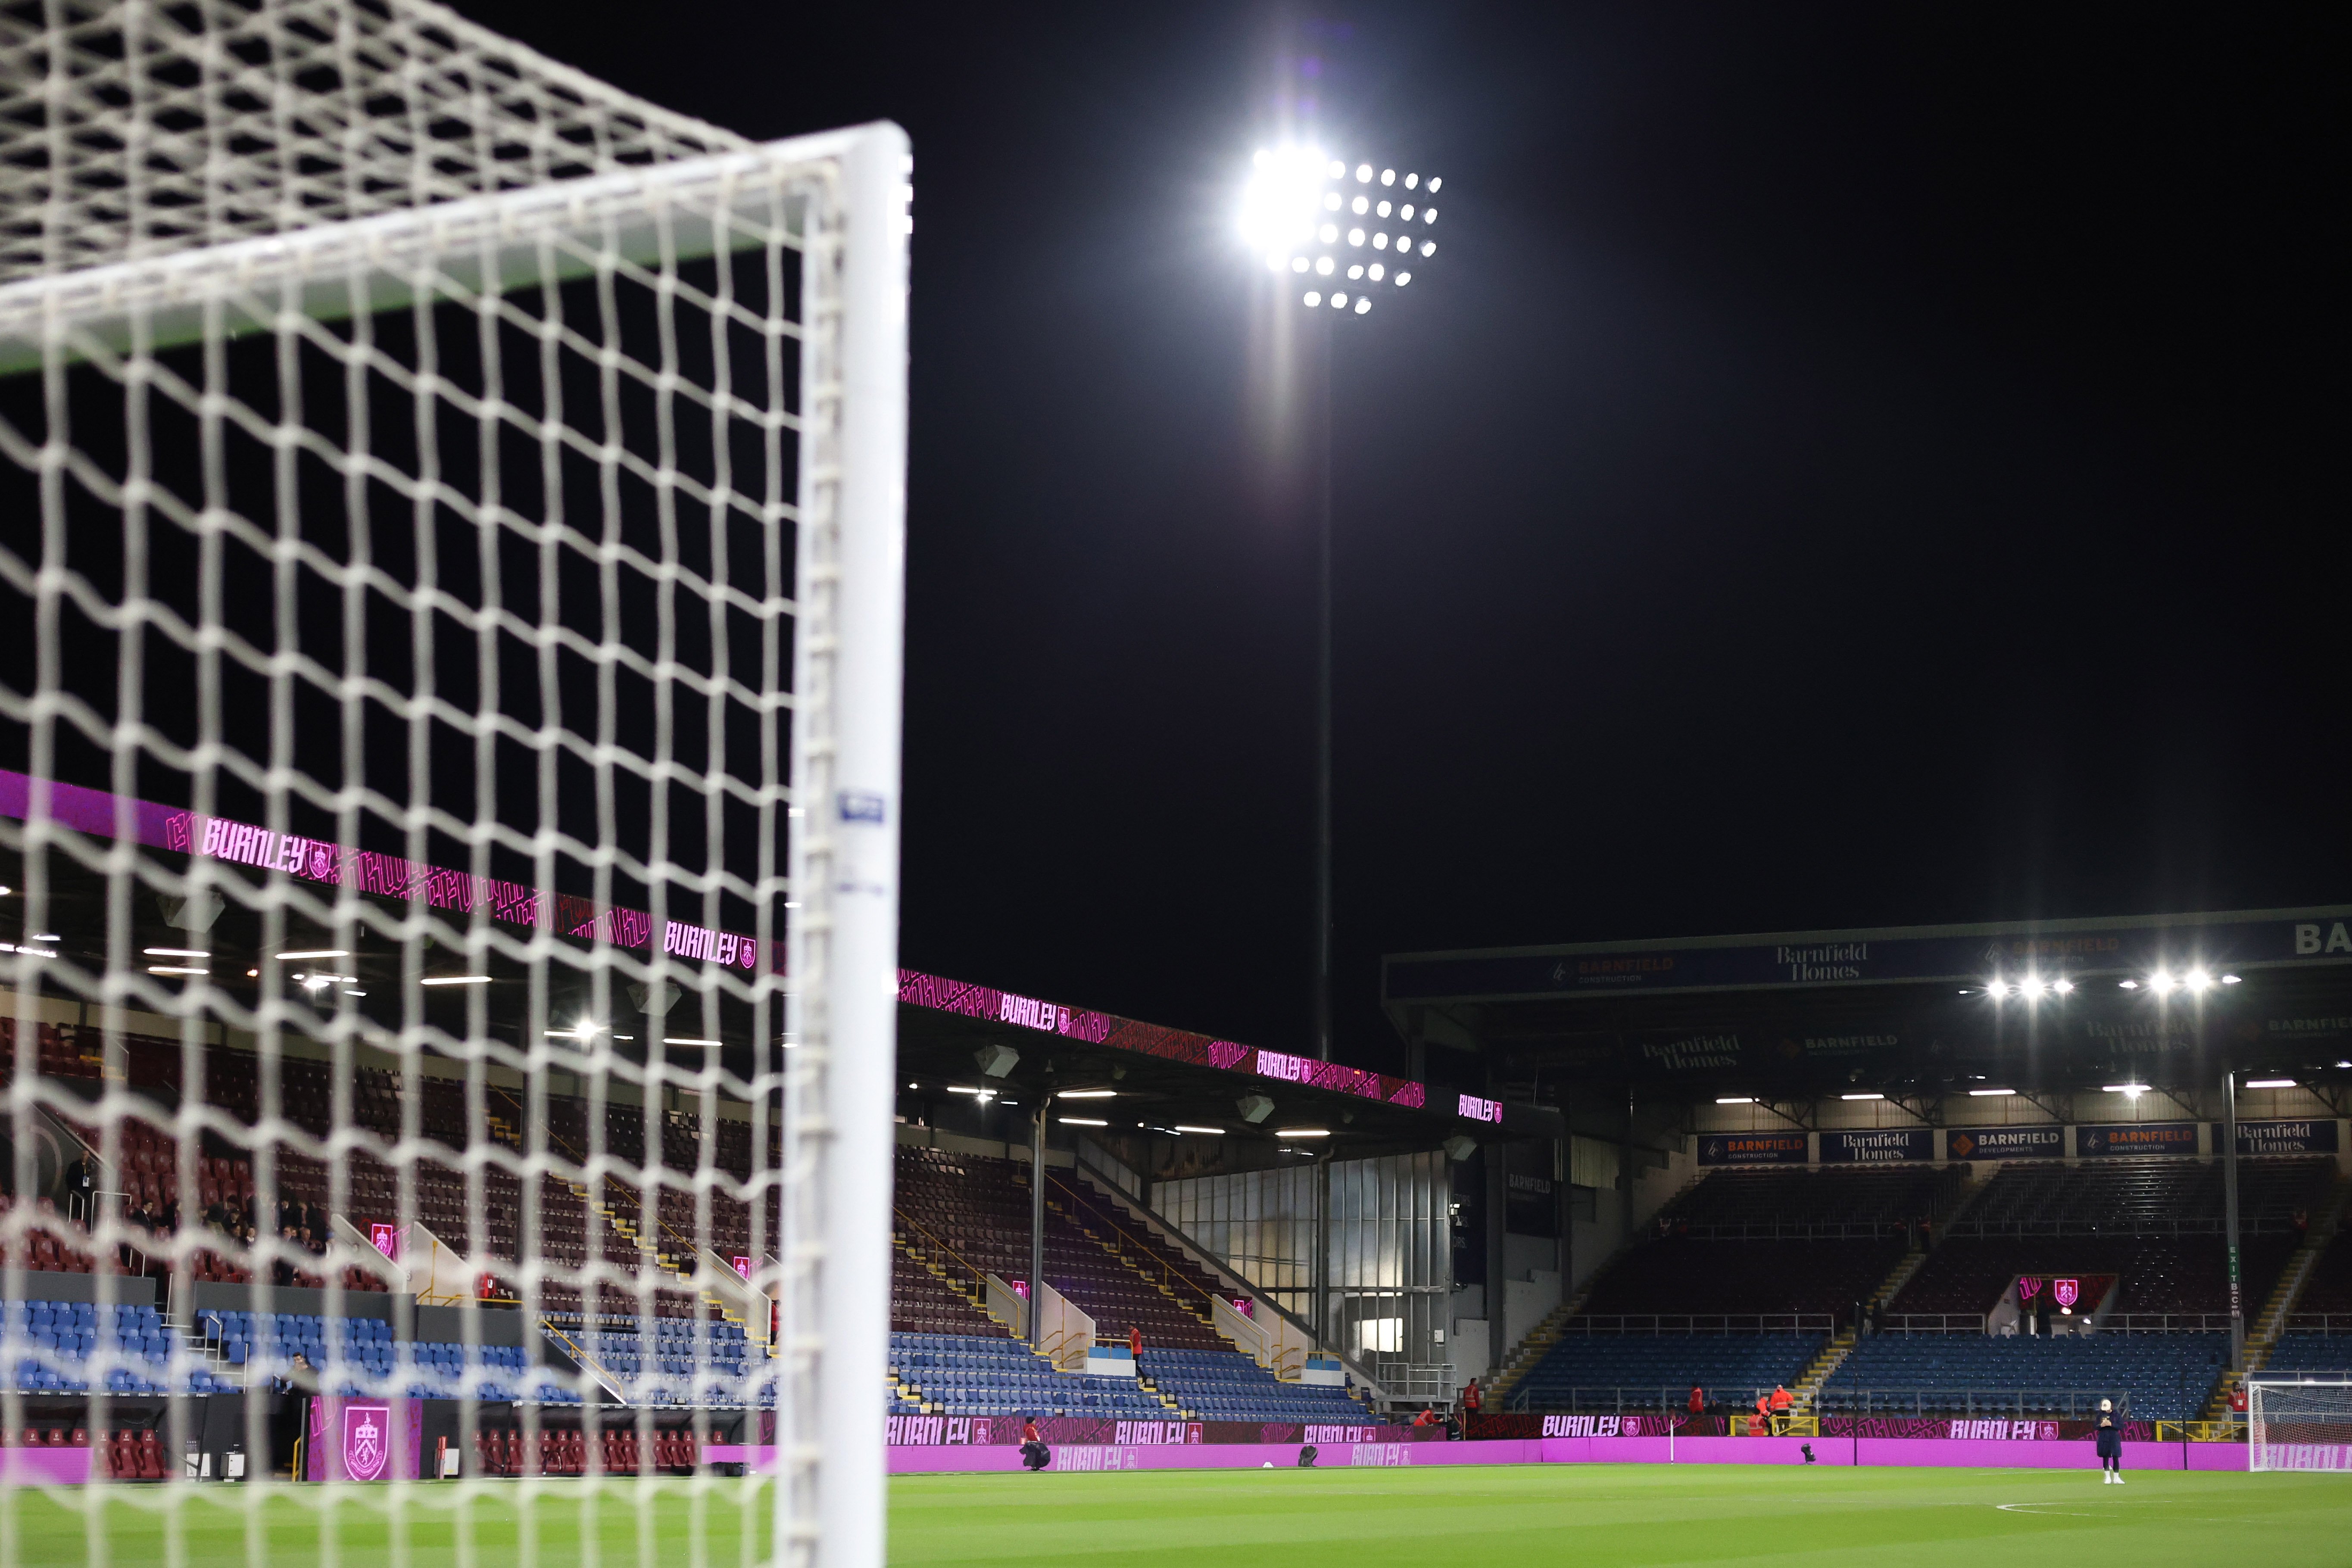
[
  {"left": 1319, "top": 223, "right": 1339, "bottom": 243},
  {"left": 1292, "top": 256, "right": 1309, "bottom": 273},
  {"left": 1266, "top": 253, "right": 1284, "bottom": 271},
  {"left": 1968, "top": 1088, "right": 2015, "bottom": 1097},
  {"left": 1324, "top": 192, "right": 1341, "bottom": 210},
  {"left": 1381, "top": 168, "right": 1396, "bottom": 185},
  {"left": 1173, "top": 1126, "right": 1226, "bottom": 1136},
  {"left": 1369, "top": 263, "right": 1385, "bottom": 281},
  {"left": 1840, "top": 1093, "right": 1884, "bottom": 1101},
  {"left": 1330, "top": 293, "right": 1347, "bottom": 308},
  {"left": 1715, "top": 1096, "right": 1755, "bottom": 1105},
  {"left": 1377, "top": 201, "right": 1391, "bottom": 216},
  {"left": 2185, "top": 969, "right": 2214, "bottom": 991},
  {"left": 1303, "top": 291, "right": 1321, "bottom": 306},
  {"left": 1351, "top": 194, "right": 1368, "bottom": 214},
  {"left": 1420, "top": 240, "right": 1437, "bottom": 256},
  {"left": 2246, "top": 1078, "right": 2297, "bottom": 1089},
  {"left": 1348, "top": 228, "right": 1365, "bottom": 246},
  {"left": 1238, "top": 145, "right": 1330, "bottom": 252},
  {"left": 1374, "top": 233, "right": 1389, "bottom": 249},
  {"left": 2118, "top": 979, "right": 2139, "bottom": 989},
  {"left": 1328, "top": 159, "right": 1345, "bottom": 177},
  {"left": 1401, "top": 204, "right": 1415, "bottom": 220},
  {"left": 2222, "top": 973, "right": 2242, "bottom": 984},
  {"left": 1428, "top": 177, "right": 1443, "bottom": 191},
  {"left": 2020, "top": 977, "right": 2046, "bottom": 998},
  {"left": 1354, "top": 298, "right": 1371, "bottom": 314},
  {"left": 2102, "top": 1084, "right": 2150, "bottom": 1096},
  {"left": 2149, "top": 971, "right": 2176, "bottom": 994},
  {"left": 1355, "top": 163, "right": 1372, "bottom": 181},
  {"left": 1395, "top": 271, "right": 1412, "bottom": 286},
  {"left": 1425, "top": 208, "right": 1438, "bottom": 224},
  {"left": 1316, "top": 255, "right": 1334, "bottom": 274},
  {"left": 1348, "top": 264, "right": 1363, "bottom": 279},
  {"left": 2053, "top": 978, "right": 2075, "bottom": 994},
  {"left": 1985, "top": 980, "right": 2011, "bottom": 998}
]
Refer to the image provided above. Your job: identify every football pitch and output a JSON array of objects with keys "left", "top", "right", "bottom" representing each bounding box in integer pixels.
[{"left": 3, "top": 1464, "right": 2348, "bottom": 1566}]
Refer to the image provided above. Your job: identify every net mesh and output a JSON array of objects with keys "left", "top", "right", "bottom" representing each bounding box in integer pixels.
[
  {"left": 2249, "top": 1378, "right": 2352, "bottom": 1472},
  {"left": 0, "top": 2, "right": 902, "bottom": 1562}
]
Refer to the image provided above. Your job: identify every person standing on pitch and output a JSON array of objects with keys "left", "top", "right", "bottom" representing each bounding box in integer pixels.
[{"left": 2094, "top": 1398, "right": 2123, "bottom": 1483}]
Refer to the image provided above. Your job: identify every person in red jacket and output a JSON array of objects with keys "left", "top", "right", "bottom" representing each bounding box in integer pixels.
[
  {"left": 1462, "top": 1379, "right": 1482, "bottom": 1415},
  {"left": 1020, "top": 1418, "right": 1049, "bottom": 1472},
  {"left": 1129, "top": 1326, "right": 1142, "bottom": 1358}
]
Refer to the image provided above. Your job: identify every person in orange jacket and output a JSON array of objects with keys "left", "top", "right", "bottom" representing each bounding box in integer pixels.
[
  {"left": 1769, "top": 1384, "right": 1793, "bottom": 1434},
  {"left": 1751, "top": 1392, "right": 1770, "bottom": 1437}
]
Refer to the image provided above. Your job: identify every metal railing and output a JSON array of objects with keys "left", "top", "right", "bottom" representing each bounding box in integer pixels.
[
  {"left": 1664, "top": 1222, "right": 1910, "bottom": 1242},
  {"left": 1506, "top": 1385, "right": 1786, "bottom": 1415},
  {"left": 1946, "top": 1216, "right": 2298, "bottom": 1238},
  {"left": 1812, "top": 1388, "right": 2132, "bottom": 1419},
  {"left": 2103, "top": 1314, "right": 2233, "bottom": 1333},
  {"left": 1554, "top": 1314, "right": 1836, "bottom": 1336},
  {"left": 2283, "top": 1315, "right": 2352, "bottom": 1335},
  {"left": 1879, "top": 1315, "right": 1988, "bottom": 1334},
  {"left": 2155, "top": 1419, "right": 2246, "bottom": 1443}
]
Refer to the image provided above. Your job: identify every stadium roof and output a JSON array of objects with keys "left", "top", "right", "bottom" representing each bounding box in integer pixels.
[{"left": 1383, "top": 907, "right": 2352, "bottom": 1129}]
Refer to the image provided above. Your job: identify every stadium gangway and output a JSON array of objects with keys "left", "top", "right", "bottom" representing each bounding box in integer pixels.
[
  {"left": 1506, "top": 1386, "right": 1809, "bottom": 1416},
  {"left": 1553, "top": 1315, "right": 1838, "bottom": 1337},
  {"left": 1815, "top": 1389, "right": 2133, "bottom": 1419}
]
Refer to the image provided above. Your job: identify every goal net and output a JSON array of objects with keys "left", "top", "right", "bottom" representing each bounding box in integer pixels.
[
  {"left": 0, "top": 1, "right": 906, "bottom": 1564},
  {"left": 2249, "top": 1378, "right": 2352, "bottom": 1472}
]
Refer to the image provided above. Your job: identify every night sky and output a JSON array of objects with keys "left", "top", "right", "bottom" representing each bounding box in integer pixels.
[{"left": 462, "top": 2, "right": 2347, "bottom": 1076}]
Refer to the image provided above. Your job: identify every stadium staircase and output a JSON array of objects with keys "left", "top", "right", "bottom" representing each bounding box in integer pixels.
[
  {"left": 1791, "top": 1249, "right": 1928, "bottom": 1415},
  {"left": 2197, "top": 1168, "right": 2352, "bottom": 1422},
  {"left": 1488, "top": 1288, "right": 1600, "bottom": 1409}
]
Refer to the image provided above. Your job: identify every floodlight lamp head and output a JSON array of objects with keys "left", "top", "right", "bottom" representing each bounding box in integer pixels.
[
  {"left": 975, "top": 1044, "right": 1021, "bottom": 1079},
  {"left": 1443, "top": 1135, "right": 1477, "bottom": 1163},
  {"left": 1237, "top": 1094, "right": 1276, "bottom": 1125}
]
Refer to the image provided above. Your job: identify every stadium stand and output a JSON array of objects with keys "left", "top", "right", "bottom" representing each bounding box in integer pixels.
[
  {"left": 887, "top": 1332, "right": 1170, "bottom": 1418},
  {"left": 2262, "top": 1337, "right": 2352, "bottom": 1377},
  {"left": 1943, "top": 1157, "right": 2332, "bottom": 1237},
  {"left": 1575, "top": 1236, "right": 1905, "bottom": 1322},
  {"left": 1510, "top": 1333, "right": 1825, "bottom": 1413},
  {"left": 1655, "top": 1166, "right": 1954, "bottom": 1236},
  {"left": 1137, "top": 1348, "right": 1370, "bottom": 1422},
  {"left": 1889, "top": 1235, "right": 2298, "bottom": 1319},
  {"left": 1825, "top": 1332, "right": 2225, "bottom": 1422}
]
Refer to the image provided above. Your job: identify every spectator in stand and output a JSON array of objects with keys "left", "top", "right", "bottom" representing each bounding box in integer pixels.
[
  {"left": 1128, "top": 1325, "right": 1142, "bottom": 1359},
  {"left": 1687, "top": 1386, "right": 1705, "bottom": 1426},
  {"left": 1769, "top": 1384, "right": 1792, "bottom": 1434}
]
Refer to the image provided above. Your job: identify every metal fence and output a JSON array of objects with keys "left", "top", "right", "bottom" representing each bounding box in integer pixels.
[
  {"left": 1813, "top": 1388, "right": 2132, "bottom": 1418},
  {"left": 1554, "top": 1315, "right": 1836, "bottom": 1336}
]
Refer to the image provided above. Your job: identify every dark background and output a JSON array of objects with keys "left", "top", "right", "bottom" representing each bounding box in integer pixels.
[{"left": 447, "top": 3, "right": 2344, "bottom": 1071}]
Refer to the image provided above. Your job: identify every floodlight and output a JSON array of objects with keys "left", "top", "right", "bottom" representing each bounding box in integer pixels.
[
  {"left": 1266, "top": 253, "right": 1284, "bottom": 271},
  {"left": 1328, "top": 159, "right": 1345, "bottom": 177},
  {"left": 975, "top": 1043, "right": 1020, "bottom": 1078},
  {"left": 2222, "top": 973, "right": 2242, "bottom": 984},
  {"left": 1348, "top": 264, "right": 1364, "bottom": 279},
  {"left": 1320, "top": 223, "right": 1339, "bottom": 243},
  {"left": 1420, "top": 240, "right": 1436, "bottom": 256},
  {"left": 147, "top": 966, "right": 205, "bottom": 976},
  {"left": 276, "top": 948, "right": 349, "bottom": 960},
  {"left": 2053, "top": 979, "right": 2075, "bottom": 994},
  {"left": 1354, "top": 298, "right": 1371, "bottom": 314},
  {"left": 1348, "top": 228, "right": 1364, "bottom": 246},
  {"left": 1381, "top": 168, "right": 1396, "bottom": 185},
  {"left": 2118, "top": 979, "right": 2139, "bottom": 990},
  {"left": 1374, "top": 232, "right": 1390, "bottom": 249},
  {"left": 1395, "top": 271, "right": 1412, "bottom": 286},
  {"left": 1401, "top": 204, "right": 1415, "bottom": 219},
  {"left": 1173, "top": 1126, "right": 1226, "bottom": 1136},
  {"left": 1715, "top": 1096, "right": 1755, "bottom": 1105},
  {"left": 2102, "top": 1084, "right": 2149, "bottom": 1097},
  {"left": 2246, "top": 1078, "right": 2297, "bottom": 1089},
  {"left": 1351, "top": 194, "right": 1368, "bottom": 214},
  {"left": 2185, "top": 969, "right": 2214, "bottom": 992},
  {"left": 1323, "top": 192, "right": 1341, "bottom": 210},
  {"left": 1841, "top": 1093, "right": 1884, "bottom": 1101},
  {"left": 1428, "top": 177, "right": 1443, "bottom": 191},
  {"left": 1377, "top": 200, "right": 1391, "bottom": 216},
  {"left": 1331, "top": 292, "right": 1347, "bottom": 308},
  {"left": 1058, "top": 1117, "right": 1109, "bottom": 1127},
  {"left": 1355, "top": 163, "right": 1372, "bottom": 181},
  {"left": 1303, "top": 291, "right": 1321, "bottom": 306},
  {"left": 1442, "top": 1135, "right": 1478, "bottom": 1161},
  {"left": 1967, "top": 1088, "right": 2015, "bottom": 1097},
  {"left": 1985, "top": 980, "right": 2011, "bottom": 998},
  {"left": 662, "top": 1037, "right": 722, "bottom": 1047},
  {"left": 144, "top": 947, "right": 208, "bottom": 957},
  {"left": 1425, "top": 208, "right": 1438, "bottom": 224},
  {"left": 1316, "top": 253, "right": 1335, "bottom": 273},
  {"left": 2149, "top": 971, "right": 2176, "bottom": 994},
  {"left": 1057, "top": 1089, "right": 1116, "bottom": 1098},
  {"left": 1369, "top": 263, "right": 1385, "bottom": 280},
  {"left": 2019, "top": 977, "right": 2046, "bottom": 998},
  {"left": 1238, "top": 1094, "right": 1276, "bottom": 1124},
  {"left": 1292, "top": 256, "right": 1308, "bottom": 273},
  {"left": 420, "top": 975, "right": 491, "bottom": 986},
  {"left": 1239, "top": 145, "right": 1331, "bottom": 251},
  {"left": 1277, "top": 1128, "right": 1330, "bottom": 1137}
]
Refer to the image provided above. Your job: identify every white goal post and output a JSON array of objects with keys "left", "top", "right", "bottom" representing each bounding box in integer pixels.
[
  {"left": 0, "top": 3, "right": 905, "bottom": 1566},
  {"left": 2249, "top": 1378, "right": 2352, "bottom": 1473}
]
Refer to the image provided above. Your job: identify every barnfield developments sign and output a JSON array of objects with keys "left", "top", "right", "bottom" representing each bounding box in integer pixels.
[
  {"left": 1384, "top": 907, "right": 2352, "bottom": 1002},
  {"left": 1943, "top": 1126, "right": 2063, "bottom": 1160}
]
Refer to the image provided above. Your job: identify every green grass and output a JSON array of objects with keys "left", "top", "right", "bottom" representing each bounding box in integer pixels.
[{"left": 4, "top": 1464, "right": 2350, "bottom": 1567}]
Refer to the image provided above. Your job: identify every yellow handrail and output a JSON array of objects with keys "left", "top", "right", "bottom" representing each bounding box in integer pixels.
[
  {"left": 1046, "top": 1170, "right": 1218, "bottom": 1309},
  {"left": 892, "top": 1206, "right": 995, "bottom": 1297}
]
